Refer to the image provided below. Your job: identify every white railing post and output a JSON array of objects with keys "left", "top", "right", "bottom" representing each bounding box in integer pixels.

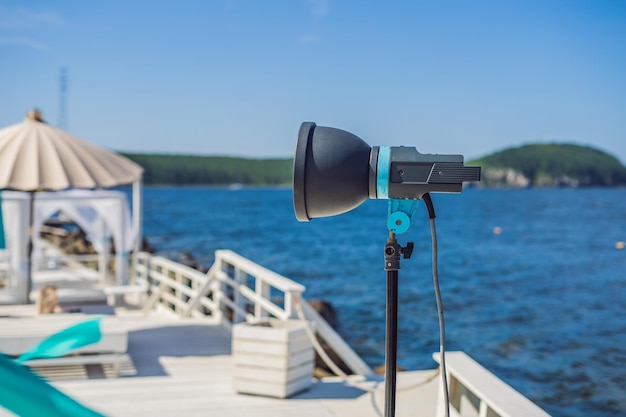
[
  {"left": 255, "top": 276, "right": 270, "bottom": 319},
  {"left": 284, "top": 290, "right": 302, "bottom": 320},
  {"left": 479, "top": 401, "right": 489, "bottom": 417},
  {"left": 176, "top": 270, "right": 183, "bottom": 313},
  {"left": 214, "top": 252, "right": 226, "bottom": 323},
  {"left": 142, "top": 253, "right": 150, "bottom": 284},
  {"left": 210, "top": 275, "right": 223, "bottom": 323},
  {"left": 233, "top": 266, "right": 246, "bottom": 323}
]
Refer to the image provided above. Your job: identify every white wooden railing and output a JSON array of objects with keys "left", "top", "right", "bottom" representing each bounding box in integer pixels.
[
  {"left": 211, "top": 250, "right": 307, "bottom": 324},
  {"left": 433, "top": 352, "right": 551, "bottom": 417},
  {"left": 134, "top": 252, "right": 212, "bottom": 318},
  {"left": 133, "top": 249, "right": 372, "bottom": 376}
]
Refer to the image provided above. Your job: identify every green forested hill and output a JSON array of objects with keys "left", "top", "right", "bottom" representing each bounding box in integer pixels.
[
  {"left": 120, "top": 153, "right": 293, "bottom": 185},
  {"left": 470, "top": 144, "right": 626, "bottom": 187},
  {"left": 121, "top": 143, "right": 626, "bottom": 187}
]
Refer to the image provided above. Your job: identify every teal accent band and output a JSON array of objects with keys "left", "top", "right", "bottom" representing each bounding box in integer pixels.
[{"left": 377, "top": 146, "right": 390, "bottom": 199}]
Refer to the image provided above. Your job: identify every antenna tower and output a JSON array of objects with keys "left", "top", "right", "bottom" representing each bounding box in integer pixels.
[{"left": 58, "top": 67, "right": 68, "bottom": 129}]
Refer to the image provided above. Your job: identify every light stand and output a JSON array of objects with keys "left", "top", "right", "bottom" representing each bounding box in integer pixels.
[
  {"left": 383, "top": 233, "right": 413, "bottom": 417},
  {"left": 292, "top": 122, "right": 480, "bottom": 417}
]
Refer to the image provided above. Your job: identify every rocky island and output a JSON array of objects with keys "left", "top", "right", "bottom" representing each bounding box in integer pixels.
[{"left": 469, "top": 144, "right": 626, "bottom": 188}]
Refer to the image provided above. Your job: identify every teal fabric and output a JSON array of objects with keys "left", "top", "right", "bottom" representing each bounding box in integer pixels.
[
  {"left": 17, "top": 317, "right": 103, "bottom": 363},
  {"left": 0, "top": 354, "right": 105, "bottom": 417}
]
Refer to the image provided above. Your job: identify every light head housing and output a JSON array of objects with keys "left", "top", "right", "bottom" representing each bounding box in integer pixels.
[{"left": 293, "top": 122, "right": 481, "bottom": 222}]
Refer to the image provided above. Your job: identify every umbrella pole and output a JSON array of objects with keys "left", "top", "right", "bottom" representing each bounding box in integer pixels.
[{"left": 27, "top": 191, "right": 34, "bottom": 304}]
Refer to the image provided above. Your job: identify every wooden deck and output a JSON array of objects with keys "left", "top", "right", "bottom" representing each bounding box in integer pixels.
[
  {"left": 0, "top": 306, "right": 438, "bottom": 417},
  {"left": 0, "top": 251, "right": 551, "bottom": 417}
]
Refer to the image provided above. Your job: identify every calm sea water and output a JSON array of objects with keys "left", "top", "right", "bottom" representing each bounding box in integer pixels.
[{"left": 136, "top": 186, "right": 626, "bottom": 417}]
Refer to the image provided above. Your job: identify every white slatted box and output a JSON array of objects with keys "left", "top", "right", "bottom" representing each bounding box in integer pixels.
[{"left": 232, "top": 319, "right": 314, "bottom": 398}]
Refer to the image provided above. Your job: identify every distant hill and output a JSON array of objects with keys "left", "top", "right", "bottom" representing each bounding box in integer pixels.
[
  {"left": 470, "top": 144, "right": 626, "bottom": 187},
  {"left": 122, "top": 143, "right": 626, "bottom": 188},
  {"left": 120, "top": 153, "right": 292, "bottom": 185}
]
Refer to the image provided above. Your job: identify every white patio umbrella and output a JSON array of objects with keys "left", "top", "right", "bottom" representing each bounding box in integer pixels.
[{"left": 0, "top": 109, "right": 144, "bottom": 302}]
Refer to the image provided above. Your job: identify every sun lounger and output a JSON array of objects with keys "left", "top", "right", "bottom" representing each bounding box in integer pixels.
[{"left": 0, "top": 314, "right": 128, "bottom": 376}]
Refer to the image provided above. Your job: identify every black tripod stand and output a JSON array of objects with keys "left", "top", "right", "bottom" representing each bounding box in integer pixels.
[{"left": 383, "top": 232, "right": 414, "bottom": 417}]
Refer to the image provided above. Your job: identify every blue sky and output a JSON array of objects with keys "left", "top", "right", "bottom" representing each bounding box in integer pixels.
[{"left": 1, "top": 0, "right": 625, "bottom": 163}]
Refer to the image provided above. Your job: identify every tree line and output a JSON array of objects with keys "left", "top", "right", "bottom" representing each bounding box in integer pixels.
[{"left": 120, "top": 153, "right": 293, "bottom": 185}]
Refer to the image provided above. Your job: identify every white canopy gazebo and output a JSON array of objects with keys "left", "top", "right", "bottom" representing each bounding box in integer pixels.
[{"left": 0, "top": 110, "right": 144, "bottom": 304}]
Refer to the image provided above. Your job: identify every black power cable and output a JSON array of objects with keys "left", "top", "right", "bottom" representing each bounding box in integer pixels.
[{"left": 422, "top": 193, "right": 450, "bottom": 417}]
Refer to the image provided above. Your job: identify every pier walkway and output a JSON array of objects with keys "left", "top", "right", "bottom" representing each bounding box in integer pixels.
[{"left": 0, "top": 306, "right": 438, "bottom": 417}]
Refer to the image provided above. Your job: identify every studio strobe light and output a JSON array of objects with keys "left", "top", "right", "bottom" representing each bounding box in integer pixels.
[
  {"left": 292, "top": 122, "right": 481, "bottom": 417},
  {"left": 294, "top": 122, "right": 480, "bottom": 233}
]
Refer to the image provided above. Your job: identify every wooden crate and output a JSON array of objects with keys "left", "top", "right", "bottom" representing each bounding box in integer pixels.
[{"left": 232, "top": 319, "right": 314, "bottom": 398}]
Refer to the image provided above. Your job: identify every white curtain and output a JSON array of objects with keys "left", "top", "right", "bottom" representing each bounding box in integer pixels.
[
  {"left": 0, "top": 194, "right": 30, "bottom": 294},
  {"left": 1, "top": 189, "right": 134, "bottom": 290}
]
